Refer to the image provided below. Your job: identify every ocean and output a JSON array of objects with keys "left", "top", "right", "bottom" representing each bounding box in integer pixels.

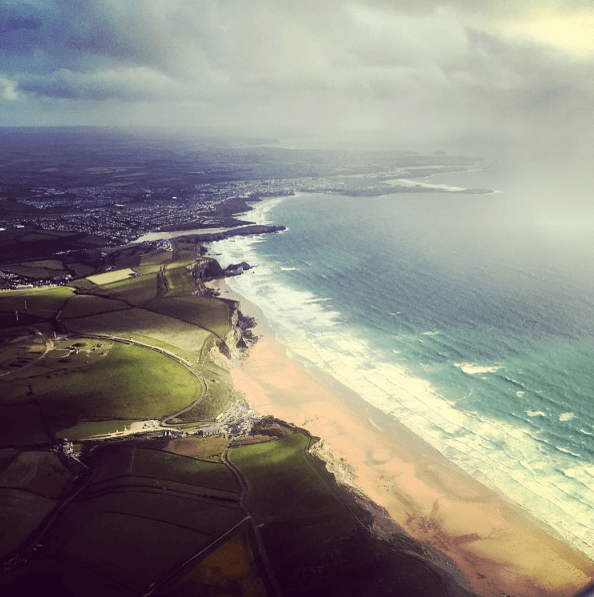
[{"left": 212, "top": 164, "right": 594, "bottom": 558}]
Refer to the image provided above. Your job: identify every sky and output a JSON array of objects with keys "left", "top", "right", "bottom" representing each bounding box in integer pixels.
[{"left": 1, "top": 0, "right": 594, "bottom": 159}]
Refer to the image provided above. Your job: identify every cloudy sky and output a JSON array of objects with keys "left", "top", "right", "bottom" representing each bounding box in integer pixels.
[{"left": 1, "top": 0, "right": 594, "bottom": 155}]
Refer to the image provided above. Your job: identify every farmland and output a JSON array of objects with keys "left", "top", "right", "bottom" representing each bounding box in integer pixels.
[
  {"left": 0, "top": 449, "right": 81, "bottom": 560},
  {"left": 0, "top": 286, "right": 73, "bottom": 321},
  {"left": 144, "top": 296, "right": 231, "bottom": 339},
  {"left": 162, "top": 525, "right": 268, "bottom": 597},
  {"left": 0, "top": 250, "right": 243, "bottom": 448},
  {"left": 0, "top": 444, "right": 247, "bottom": 595},
  {"left": 0, "top": 248, "right": 473, "bottom": 597},
  {"left": 61, "top": 308, "right": 212, "bottom": 356},
  {"left": 0, "top": 337, "right": 202, "bottom": 445}
]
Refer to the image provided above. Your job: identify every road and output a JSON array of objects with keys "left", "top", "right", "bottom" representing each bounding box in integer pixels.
[
  {"left": 222, "top": 448, "right": 283, "bottom": 596},
  {"left": 52, "top": 323, "right": 209, "bottom": 428}
]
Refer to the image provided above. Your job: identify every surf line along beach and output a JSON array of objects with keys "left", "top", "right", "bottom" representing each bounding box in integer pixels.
[{"left": 209, "top": 275, "right": 594, "bottom": 597}]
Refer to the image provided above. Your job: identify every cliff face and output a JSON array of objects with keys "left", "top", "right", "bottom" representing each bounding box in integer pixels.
[
  {"left": 191, "top": 257, "right": 251, "bottom": 282},
  {"left": 224, "top": 300, "right": 245, "bottom": 354},
  {"left": 191, "top": 257, "right": 225, "bottom": 281}
]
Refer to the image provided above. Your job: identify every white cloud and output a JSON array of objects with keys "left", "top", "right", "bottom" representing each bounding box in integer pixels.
[{"left": 0, "top": 76, "right": 19, "bottom": 101}]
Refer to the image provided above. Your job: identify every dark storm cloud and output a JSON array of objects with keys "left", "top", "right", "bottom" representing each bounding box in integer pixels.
[
  {"left": 0, "top": 3, "right": 42, "bottom": 33},
  {"left": 1, "top": 0, "right": 594, "bottom": 154},
  {"left": 0, "top": 0, "right": 140, "bottom": 74}
]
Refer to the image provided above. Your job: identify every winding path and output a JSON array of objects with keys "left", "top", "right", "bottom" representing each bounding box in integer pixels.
[
  {"left": 53, "top": 322, "right": 209, "bottom": 429},
  {"left": 222, "top": 448, "right": 282, "bottom": 596}
]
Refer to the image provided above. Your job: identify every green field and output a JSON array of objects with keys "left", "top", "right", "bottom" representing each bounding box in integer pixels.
[
  {"left": 0, "top": 444, "right": 247, "bottom": 593},
  {"left": 60, "top": 294, "right": 131, "bottom": 319},
  {"left": 56, "top": 512, "right": 211, "bottom": 590},
  {"left": 2, "top": 266, "right": 64, "bottom": 279},
  {"left": 230, "top": 433, "right": 458, "bottom": 596},
  {"left": 62, "top": 308, "right": 212, "bottom": 356},
  {"left": 87, "top": 268, "right": 137, "bottom": 285},
  {"left": 0, "top": 403, "right": 51, "bottom": 447},
  {"left": 21, "top": 260, "right": 65, "bottom": 271},
  {"left": 0, "top": 342, "right": 202, "bottom": 440},
  {"left": 65, "top": 263, "right": 96, "bottom": 278},
  {"left": 163, "top": 262, "right": 198, "bottom": 296},
  {"left": 145, "top": 295, "right": 230, "bottom": 338},
  {"left": 0, "top": 259, "right": 273, "bottom": 591},
  {"left": 129, "top": 448, "right": 239, "bottom": 492},
  {"left": 0, "top": 451, "right": 73, "bottom": 498},
  {"left": 164, "top": 525, "right": 267, "bottom": 597},
  {"left": 55, "top": 419, "right": 144, "bottom": 441},
  {"left": 163, "top": 437, "right": 230, "bottom": 462},
  {"left": 139, "top": 250, "right": 174, "bottom": 266},
  {"left": 229, "top": 433, "right": 343, "bottom": 523},
  {"left": 0, "top": 450, "right": 75, "bottom": 560},
  {"left": 0, "top": 287, "right": 73, "bottom": 321},
  {"left": 0, "top": 489, "right": 57, "bottom": 559},
  {"left": 36, "top": 343, "right": 200, "bottom": 422},
  {"left": 173, "top": 336, "right": 240, "bottom": 422},
  {"left": 229, "top": 433, "right": 363, "bottom": 593},
  {"left": 133, "top": 263, "right": 164, "bottom": 275},
  {"left": 103, "top": 272, "right": 159, "bottom": 304},
  {"left": 0, "top": 557, "right": 138, "bottom": 597}
]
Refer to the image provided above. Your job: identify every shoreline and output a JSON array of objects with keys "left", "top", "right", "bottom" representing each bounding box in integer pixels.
[{"left": 212, "top": 278, "right": 594, "bottom": 597}]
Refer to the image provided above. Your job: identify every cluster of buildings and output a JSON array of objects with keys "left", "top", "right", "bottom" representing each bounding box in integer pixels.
[
  {"left": 215, "top": 400, "right": 263, "bottom": 438},
  {"left": 0, "top": 179, "right": 303, "bottom": 244},
  {"left": 0, "top": 171, "right": 363, "bottom": 246}
]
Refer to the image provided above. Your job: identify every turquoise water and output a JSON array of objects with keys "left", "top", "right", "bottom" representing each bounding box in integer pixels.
[{"left": 213, "top": 169, "right": 594, "bottom": 557}]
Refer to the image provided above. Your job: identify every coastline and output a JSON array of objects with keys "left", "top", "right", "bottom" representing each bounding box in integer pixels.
[{"left": 212, "top": 278, "right": 594, "bottom": 597}]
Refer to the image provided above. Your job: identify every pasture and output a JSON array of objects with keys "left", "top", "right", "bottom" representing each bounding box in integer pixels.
[
  {"left": 163, "top": 262, "right": 198, "bottom": 296},
  {"left": 102, "top": 272, "right": 159, "bottom": 304},
  {"left": 129, "top": 447, "right": 239, "bottom": 492},
  {"left": 0, "top": 450, "right": 74, "bottom": 560},
  {"left": 0, "top": 403, "right": 51, "bottom": 447},
  {"left": 140, "top": 250, "right": 173, "bottom": 266},
  {"left": 0, "top": 443, "right": 247, "bottom": 593},
  {"left": 164, "top": 437, "right": 229, "bottom": 461},
  {"left": 59, "top": 294, "right": 131, "bottom": 319},
  {"left": 87, "top": 268, "right": 137, "bottom": 285},
  {"left": 0, "top": 341, "right": 201, "bottom": 441},
  {"left": 0, "top": 557, "right": 138, "bottom": 597},
  {"left": 145, "top": 295, "right": 231, "bottom": 339},
  {"left": 229, "top": 433, "right": 343, "bottom": 523},
  {"left": 0, "top": 286, "right": 73, "bottom": 321},
  {"left": 34, "top": 343, "right": 201, "bottom": 423},
  {"left": 62, "top": 308, "right": 212, "bottom": 356}
]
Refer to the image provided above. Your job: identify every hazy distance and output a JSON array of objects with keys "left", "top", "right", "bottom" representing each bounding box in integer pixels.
[{"left": 2, "top": 0, "right": 594, "bottom": 225}]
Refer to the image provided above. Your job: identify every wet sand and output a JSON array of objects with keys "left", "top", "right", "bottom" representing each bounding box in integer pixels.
[{"left": 213, "top": 280, "right": 594, "bottom": 597}]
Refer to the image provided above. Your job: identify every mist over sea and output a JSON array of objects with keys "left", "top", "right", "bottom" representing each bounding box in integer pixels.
[{"left": 213, "top": 164, "right": 594, "bottom": 558}]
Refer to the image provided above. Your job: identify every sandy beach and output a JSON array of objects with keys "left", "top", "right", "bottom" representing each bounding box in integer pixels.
[{"left": 213, "top": 280, "right": 594, "bottom": 597}]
